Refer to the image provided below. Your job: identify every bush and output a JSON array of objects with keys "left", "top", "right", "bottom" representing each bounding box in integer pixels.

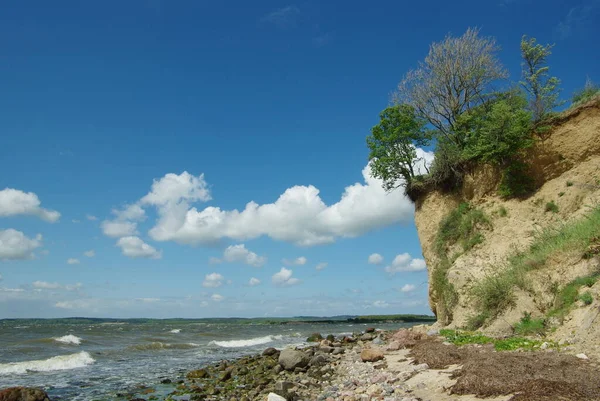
[
  {"left": 579, "top": 291, "right": 594, "bottom": 305},
  {"left": 498, "top": 160, "right": 535, "bottom": 198},
  {"left": 472, "top": 273, "right": 516, "bottom": 319},
  {"left": 572, "top": 78, "right": 600, "bottom": 107},
  {"left": 545, "top": 201, "right": 559, "bottom": 213},
  {"left": 435, "top": 203, "right": 491, "bottom": 255},
  {"left": 549, "top": 273, "right": 600, "bottom": 320},
  {"left": 513, "top": 312, "right": 546, "bottom": 336}
]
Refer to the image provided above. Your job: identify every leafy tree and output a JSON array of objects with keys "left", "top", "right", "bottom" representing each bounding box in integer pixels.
[
  {"left": 461, "top": 91, "right": 533, "bottom": 165},
  {"left": 520, "top": 36, "right": 563, "bottom": 122},
  {"left": 367, "top": 104, "right": 429, "bottom": 191},
  {"left": 395, "top": 27, "right": 507, "bottom": 149}
]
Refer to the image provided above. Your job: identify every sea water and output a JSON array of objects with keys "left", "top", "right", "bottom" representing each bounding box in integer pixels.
[{"left": 0, "top": 319, "right": 413, "bottom": 400}]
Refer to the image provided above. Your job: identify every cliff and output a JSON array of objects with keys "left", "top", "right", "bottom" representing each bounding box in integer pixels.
[{"left": 414, "top": 98, "right": 600, "bottom": 356}]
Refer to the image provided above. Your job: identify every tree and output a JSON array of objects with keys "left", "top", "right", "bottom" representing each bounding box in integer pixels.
[
  {"left": 395, "top": 28, "right": 507, "bottom": 149},
  {"left": 520, "top": 36, "right": 563, "bottom": 122},
  {"left": 367, "top": 104, "right": 429, "bottom": 191}
]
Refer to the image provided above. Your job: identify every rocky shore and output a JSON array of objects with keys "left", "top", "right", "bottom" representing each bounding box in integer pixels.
[{"left": 3, "top": 325, "right": 600, "bottom": 401}]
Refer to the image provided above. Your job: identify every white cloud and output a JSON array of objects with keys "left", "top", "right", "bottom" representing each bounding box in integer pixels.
[
  {"left": 0, "top": 229, "right": 42, "bottom": 260},
  {"left": 260, "top": 5, "right": 300, "bottom": 28},
  {"left": 54, "top": 299, "right": 94, "bottom": 310},
  {"left": 83, "top": 250, "right": 95, "bottom": 258},
  {"left": 101, "top": 220, "right": 138, "bottom": 238},
  {"left": 283, "top": 256, "right": 307, "bottom": 266},
  {"left": 368, "top": 253, "right": 384, "bottom": 265},
  {"left": 116, "top": 236, "right": 162, "bottom": 259},
  {"left": 221, "top": 244, "right": 266, "bottom": 267},
  {"left": 114, "top": 204, "right": 146, "bottom": 221},
  {"left": 140, "top": 172, "right": 211, "bottom": 207},
  {"left": 67, "top": 258, "right": 80, "bottom": 265},
  {"left": 86, "top": 214, "right": 98, "bottom": 221},
  {"left": 136, "top": 297, "right": 160, "bottom": 303},
  {"left": 0, "top": 188, "right": 60, "bottom": 222},
  {"left": 315, "top": 262, "right": 328, "bottom": 271},
  {"left": 372, "top": 300, "right": 390, "bottom": 308},
  {"left": 555, "top": 1, "right": 600, "bottom": 39},
  {"left": 384, "top": 253, "right": 427, "bottom": 274},
  {"left": 32, "top": 281, "right": 82, "bottom": 291},
  {"left": 140, "top": 158, "right": 432, "bottom": 247},
  {"left": 249, "top": 277, "right": 261, "bottom": 286},
  {"left": 202, "top": 272, "right": 224, "bottom": 288},
  {"left": 211, "top": 293, "right": 224, "bottom": 302},
  {"left": 400, "top": 284, "right": 416, "bottom": 293},
  {"left": 272, "top": 267, "right": 301, "bottom": 287}
]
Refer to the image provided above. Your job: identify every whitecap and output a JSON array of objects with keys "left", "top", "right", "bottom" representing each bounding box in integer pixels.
[
  {"left": 169, "top": 329, "right": 181, "bottom": 334},
  {"left": 0, "top": 351, "right": 95, "bottom": 375},
  {"left": 210, "top": 335, "right": 283, "bottom": 348},
  {"left": 54, "top": 335, "right": 82, "bottom": 345}
]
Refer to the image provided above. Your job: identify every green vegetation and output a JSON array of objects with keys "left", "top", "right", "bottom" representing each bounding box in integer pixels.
[
  {"left": 558, "top": 192, "right": 565, "bottom": 197},
  {"left": 579, "top": 291, "right": 594, "bottom": 305},
  {"left": 498, "top": 160, "right": 536, "bottom": 198},
  {"left": 432, "top": 203, "right": 490, "bottom": 324},
  {"left": 440, "top": 329, "right": 555, "bottom": 351},
  {"left": 513, "top": 312, "right": 546, "bottom": 336},
  {"left": 572, "top": 77, "right": 600, "bottom": 107},
  {"left": 471, "top": 206, "right": 600, "bottom": 326},
  {"left": 545, "top": 200, "right": 559, "bottom": 213},
  {"left": 497, "top": 206, "right": 508, "bottom": 217},
  {"left": 566, "top": 181, "right": 574, "bottom": 187}
]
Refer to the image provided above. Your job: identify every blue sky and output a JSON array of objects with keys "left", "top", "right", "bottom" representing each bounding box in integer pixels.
[{"left": 1, "top": 0, "right": 599, "bottom": 318}]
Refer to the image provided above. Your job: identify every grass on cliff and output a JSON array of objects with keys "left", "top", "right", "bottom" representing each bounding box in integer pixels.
[
  {"left": 440, "top": 329, "right": 556, "bottom": 351},
  {"left": 470, "top": 205, "right": 600, "bottom": 327}
]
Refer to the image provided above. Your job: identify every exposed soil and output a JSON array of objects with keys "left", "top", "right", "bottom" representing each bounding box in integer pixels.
[{"left": 410, "top": 337, "right": 600, "bottom": 401}]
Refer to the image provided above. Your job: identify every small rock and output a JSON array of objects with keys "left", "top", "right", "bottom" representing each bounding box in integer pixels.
[
  {"left": 320, "top": 346, "right": 334, "bottom": 354},
  {"left": 307, "top": 333, "right": 324, "bottom": 342},
  {"left": 320, "top": 339, "right": 332, "bottom": 347},
  {"left": 372, "top": 336, "right": 384, "bottom": 345},
  {"left": 360, "top": 348, "right": 384, "bottom": 362},
  {"left": 263, "top": 347, "right": 279, "bottom": 356},
  {"left": 426, "top": 329, "right": 439, "bottom": 336},
  {"left": 160, "top": 378, "right": 172, "bottom": 384},
  {"left": 397, "top": 371, "right": 416, "bottom": 381},
  {"left": 326, "top": 334, "right": 336, "bottom": 342},
  {"left": 187, "top": 368, "right": 209, "bottom": 379},
  {"left": 273, "top": 364, "right": 283, "bottom": 374},
  {"left": 576, "top": 353, "right": 589, "bottom": 360},
  {"left": 386, "top": 341, "right": 401, "bottom": 351},
  {"left": 360, "top": 333, "right": 374, "bottom": 341},
  {"left": 540, "top": 342, "right": 549, "bottom": 350},
  {"left": 332, "top": 347, "right": 345, "bottom": 355},
  {"left": 267, "top": 393, "right": 287, "bottom": 401},
  {"left": 413, "top": 363, "right": 429, "bottom": 372},
  {"left": 365, "top": 328, "right": 376, "bottom": 333},
  {"left": 309, "top": 354, "right": 329, "bottom": 367}
]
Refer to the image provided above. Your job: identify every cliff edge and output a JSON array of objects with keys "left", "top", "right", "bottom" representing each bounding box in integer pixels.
[{"left": 415, "top": 98, "right": 600, "bottom": 357}]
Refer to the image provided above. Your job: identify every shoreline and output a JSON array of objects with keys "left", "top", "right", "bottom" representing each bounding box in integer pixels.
[{"left": 3, "top": 325, "right": 600, "bottom": 401}]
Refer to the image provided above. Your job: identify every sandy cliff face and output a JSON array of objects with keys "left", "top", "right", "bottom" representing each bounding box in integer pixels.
[{"left": 414, "top": 99, "right": 600, "bottom": 354}]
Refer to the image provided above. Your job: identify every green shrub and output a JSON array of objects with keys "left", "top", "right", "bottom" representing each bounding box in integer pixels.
[
  {"left": 549, "top": 273, "right": 600, "bottom": 320},
  {"left": 566, "top": 181, "right": 574, "bottom": 187},
  {"left": 545, "top": 201, "right": 559, "bottom": 213},
  {"left": 498, "top": 160, "right": 535, "bottom": 198},
  {"left": 579, "top": 291, "right": 594, "bottom": 305},
  {"left": 435, "top": 203, "right": 491, "bottom": 255},
  {"left": 497, "top": 206, "right": 508, "bottom": 217},
  {"left": 513, "top": 312, "right": 546, "bottom": 336},
  {"left": 572, "top": 78, "right": 600, "bottom": 107},
  {"left": 472, "top": 273, "right": 516, "bottom": 319},
  {"left": 465, "top": 312, "right": 490, "bottom": 330},
  {"left": 558, "top": 192, "right": 565, "bottom": 197}
]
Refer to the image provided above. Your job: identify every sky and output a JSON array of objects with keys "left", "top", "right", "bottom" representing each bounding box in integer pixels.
[{"left": 1, "top": 0, "right": 599, "bottom": 319}]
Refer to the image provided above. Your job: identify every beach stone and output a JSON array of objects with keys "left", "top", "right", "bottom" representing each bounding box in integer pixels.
[
  {"left": 391, "top": 329, "right": 422, "bottom": 348},
  {"left": 332, "top": 347, "right": 345, "bottom": 355},
  {"left": 263, "top": 347, "right": 279, "bottom": 356},
  {"left": 307, "top": 333, "right": 323, "bottom": 342},
  {"left": 372, "top": 336, "right": 384, "bottom": 345},
  {"left": 279, "top": 349, "right": 309, "bottom": 371},
  {"left": 0, "top": 388, "right": 51, "bottom": 401},
  {"left": 309, "top": 354, "right": 329, "bottom": 367},
  {"left": 576, "top": 353, "right": 589, "bottom": 360},
  {"left": 320, "top": 339, "right": 332, "bottom": 347},
  {"left": 319, "top": 346, "right": 334, "bottom": 354},
  {"left": 386, "top": 341, "right": 401, "bottom": 351},
  {"left": 360, "top": 348, "right": 384, "bottom": 362},
  {"left": 365, "top": 328, "right": 376, "bottom": 333},
  {"left": 326, "top": 334, "right": 335, "bottom": 342},
  {"left": 273, "top": 364, "right": 283, "bottom": 374},
  {"left": 274, "top": 381, "right": 295, "bottom": 399},
  {"left": 187, "top": 368, "right": 209, "bottom": 379},
  {"left": 267, "top": 393, "right": 286, "bottom": 401},
  {"left": 360, "top": 333, "right": 374, "bottom": 341}
]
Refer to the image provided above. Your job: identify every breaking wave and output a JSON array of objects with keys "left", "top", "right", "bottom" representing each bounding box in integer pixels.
[
  {"left": 53, "top": 335, "right": 82, "bottom": 345},
  {"left": 209, "top": 335, "right": 283, "bottom": 348},
  {"left": 0, "top": 351, "right": 95, "bottom": 375}
]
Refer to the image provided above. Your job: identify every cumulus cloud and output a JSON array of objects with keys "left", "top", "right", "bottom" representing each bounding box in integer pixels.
[
  {"left": 372, "top": 300, "right": 390, "bottom": 308},
  {"left": 101, "top": 220, "right": 138, "bottom": 238},
  {"left": 67, "top": 258, "right": 80, "bottom": 265},
  {"left": 139, "top": 159, "right": 431, "bottom": 247},
  {"left": 211, "top": 293, "right": 224, "bottom": 302},
  {"left": 0, "top": 188, "right": 60, "bottom": 222},
  {"left": 249, "top": 277, "right": 261, "bottom": 286},
  {"left": 0, "top": 229, "right": 42, "bottom": 260},
  {"left": 283, "top": 256, "right": 307, "bottom": 266},
  {"left": 116, "top": 236, "right": 162, "bottom": 259},
  {"left": 215, "top": 244, "right": 267, "bottom": 267},
  {"left": 315, "top": 262, "right": 328, "bottom": 271},
  {"left": 86, "top": 214, "right": 98, "bottom": 221},
  {"left": 83, "top": 250, "right": 95, "bottom": 258},
  {"left": 202, "top": 272, "right": 225, "bottom": 288},
  {"left": 400, "top": 284, "right": 416, "bottom": 293},
  {"left": 384, "top": 253, "right": 427, "bottom": 274},
  {"left": 272, "top": 267, "right": 300, "bottom": 287},
  {"left": 368, "top": 253, "right": 384, "bottom": 265}
]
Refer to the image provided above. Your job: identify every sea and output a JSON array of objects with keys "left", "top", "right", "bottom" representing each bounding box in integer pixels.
[{"left": 0, "top": 318, "right": 415, "bottom": 400}]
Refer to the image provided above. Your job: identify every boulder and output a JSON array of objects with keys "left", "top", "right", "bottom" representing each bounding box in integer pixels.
[
  {"left": 0, "top": 387, "right": 51, "bottom": 401},
  {"left": 386, "top": 341, "right": 401, "bottom": 351},
  {"left": 263, "top": 347, "right": 279, "bottom": 356},
  {"left": 278, "top": 349, "right": 310, "bottom": 371},
  {"left": 390, "top": 329, "right": 423, "bottom": 348},
  {"left": 187, "top": 368, "right": 209, "bottom": 379},
  {"left": 372, "top": 336, "right": 384, "bottom": 345},
  {"left": 360, "top": 333, "right": 375, "bottom": 341},
  {"left": 365, "top": 327, "right": 376, "bottom": 333},
  {"left": 306, "top": 333, "right": 323, "bottom": 342},
  {"left": 267, "top": 393, "right": 286, "bottom": 401},
  {"left": 319, "top": 346, "right": 334, "bottom": 354},
  {"left": 326, "top": 334, "right": 335, "bottom": 342},
  {"left": 360, "top": 348, "right": 385, "bottom": 362},
  {"left": 309, "top": 354, "right": 329, "bottom": 367}
]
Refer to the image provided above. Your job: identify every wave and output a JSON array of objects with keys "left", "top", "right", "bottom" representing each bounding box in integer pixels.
[
  {"left": 209, "top": 335, "right": 283, "bottom": 348},
  {"left": 128, "top": 342, "right": 200, "bottom": 351},
  {"left": 54, "top": 335, "right": 82, "bottom": 345},
  {"left": 169, "top": 329, "right": 181, "bottom": 333},
  {"left": 0, "top": 351, "right": 95, "bottom": 375}
]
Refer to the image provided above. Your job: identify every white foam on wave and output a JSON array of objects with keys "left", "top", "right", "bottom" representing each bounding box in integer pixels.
[
  {"left": 210, "top": 335, "right": 283, "bottom": 348},
  {"left": 0, "top": 351, "right": 95, "bottom": 375},
  {"left": 169, "top": 329, "right": 181, "bottom": 333},
  {"left": 54, "top": 334, "right": 82, "bottom": 345}
]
